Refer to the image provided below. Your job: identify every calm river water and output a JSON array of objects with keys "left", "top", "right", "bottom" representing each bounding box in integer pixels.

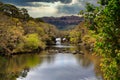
[{"left": 0, "top": 44, "right": 103, "bottom": 80}]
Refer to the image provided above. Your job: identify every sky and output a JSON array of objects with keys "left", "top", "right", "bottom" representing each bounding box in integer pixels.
[{"left": 0, "top": 0, "right": 98, "bottom": 18}]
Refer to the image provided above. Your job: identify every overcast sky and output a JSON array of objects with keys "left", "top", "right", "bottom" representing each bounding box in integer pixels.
[{"left": 1, "top": 0, "right": 98, "bottom": 17}]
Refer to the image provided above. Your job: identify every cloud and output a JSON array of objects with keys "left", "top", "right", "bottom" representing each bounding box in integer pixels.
[
  {"left": 1, "top": 0, "right": 98, "bottom": 17},
  {"left": 57, "top": 0, "right": 98, "bottom": 15},
  {"left": 58, "top": 1, "right": 85, "bottom": 15},
  {"left": 19, "top": 0, "right": 84, "bottom": 17},
  {"left": 2, "top": 0, "right": 72, "bottom": 6},
  {"left": 17, "top": 1, "right": 62, "bottom": 17}
]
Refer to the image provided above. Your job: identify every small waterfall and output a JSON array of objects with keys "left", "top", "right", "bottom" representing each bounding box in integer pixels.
[{"left": 56, "top": 38, "right": 61, "bottom": 45}]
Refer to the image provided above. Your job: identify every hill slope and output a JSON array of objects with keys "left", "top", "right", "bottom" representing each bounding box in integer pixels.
[
  {"left": 0, "top": 2, "right": 59, "bottom": 54},
  {"left": 41, "top": 16, "right": 84, "bottom": 30}
]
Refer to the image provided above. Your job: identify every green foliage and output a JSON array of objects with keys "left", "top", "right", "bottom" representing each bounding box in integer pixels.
[
  {"left": 24, "top": 33, "right": 46, "bottom": 51},
  {"left": 78, "top": 10, "right": 84, "bottom": 15},
  {"left": 0, "top": 3, "right": 30, "bottom": 20},
  {"left": 82, "top": 34, "right": 96, "bottom": 46},
  {"left": 69, "top": 22, "right": 88, "bottom": 45},
  {"left": 20, "top": 8, "right": 29, "bottom": 20},
  {"left": 0, "top": 2, "right": 59, "bottom": 54},
  {"left": 98, "top": 0, "right": 108, "bottom": 5},
  {"left": 24, "top": 34, "right": 40, "bottom": 50},
  {"left": 81, "top": 0, "right": 120, "bottom": 79},
  {"left": 0, "top": 23, "right": 24, "bottom": 54},
  {"left": 85, "top": 3, "right": 96, "bottom": 12},
  {"left": 69, "top": 30, "right": 81, "bottom": 44}
]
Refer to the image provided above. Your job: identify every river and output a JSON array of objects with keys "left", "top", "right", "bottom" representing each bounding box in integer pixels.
[{"left": 0, "top": 44, "right": 103, "bottom": 80}]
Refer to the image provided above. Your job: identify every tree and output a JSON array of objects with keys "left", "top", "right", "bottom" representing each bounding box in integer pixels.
[
  {"left": 24, "top": 33, "right": 40, "bottom": 50},
  {"left": 85, "top": 2, "right": 95, "bottom": 12},
  {"left": 96, "top": 1, "right": 120, "bottom": 79},
  {"left": 19, "top": 8, "right": 29, "bottom": 20},
  {"left": 0, "top": 4, "right": 19, "bottom": 17},
  {"left": 99, "top": 0, "right": 108, "bottom": 5},
  {"left": 81, "top": 0, "right": 120, "bottom": 79},
  {"left": 69, "top": 30, "right": 81, "bottom": 44},
  {"left": 0, "top": 3, "right": 30, "bottom": 20},
  {"left": 0, "top": 25, "right": 24, "bottom": 54}
]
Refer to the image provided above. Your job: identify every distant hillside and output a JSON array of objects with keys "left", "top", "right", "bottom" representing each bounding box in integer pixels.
[{"left": 41, "top": 16, "right": 84, "bottom": 30}]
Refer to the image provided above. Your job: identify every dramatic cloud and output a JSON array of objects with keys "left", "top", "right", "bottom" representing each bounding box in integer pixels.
[
  {"left": 2, "top": 0, "right": 72, "bottom": 6},
  {"left": 1, "top": 0, "right": 98, "bottom": 17},
  {"left": 58, "top": 0, "right": 98, "bottom": 15},
  {"left": 17, "top": 1, "right": 63, "bottom": 17}
]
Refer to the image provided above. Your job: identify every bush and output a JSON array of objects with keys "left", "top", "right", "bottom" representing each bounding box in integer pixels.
[{"left": 24, "top": 33, "right": 45, "bottom": 51}]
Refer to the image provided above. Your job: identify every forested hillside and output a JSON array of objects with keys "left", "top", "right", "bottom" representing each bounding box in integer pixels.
[
  {"left": 69, "top": 0, "right": 120, "bottom": 80},
  {"left": 41, "top": 16, "right": 84, "bottom": 30},
  {"left": 0, "top": 2, "right": 59, "bottom": 55}
]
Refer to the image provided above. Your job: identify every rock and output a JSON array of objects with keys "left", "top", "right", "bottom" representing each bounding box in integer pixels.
[
  {"left": 79, "top": 51, "right": 84, "bottom": 54},
  {"left": 72, "top": 51, "right": 77, "bottom": 54}
]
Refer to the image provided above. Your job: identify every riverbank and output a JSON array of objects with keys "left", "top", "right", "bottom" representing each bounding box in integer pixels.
[{"left": 0, "top": 44, "right": 103, "bottom": 80}]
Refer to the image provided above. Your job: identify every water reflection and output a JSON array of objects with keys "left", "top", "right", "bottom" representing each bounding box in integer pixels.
[
  {"left": 0, "top": 53, "right": 44, "bottom": 80},
  {"left": 0, "top": 45, "right": 103, "bottom": 80}
]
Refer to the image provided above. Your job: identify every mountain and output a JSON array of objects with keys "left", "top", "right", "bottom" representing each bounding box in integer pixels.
[{"left": 41, "top": 16, "right": 84, "bottom": 30}]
